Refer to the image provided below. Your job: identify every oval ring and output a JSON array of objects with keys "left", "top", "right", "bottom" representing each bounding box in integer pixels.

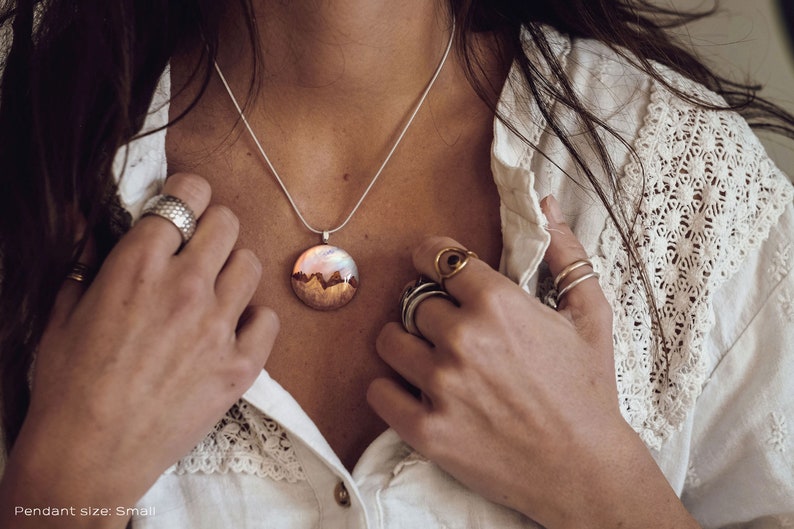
[
  {"left": 140, "top": 194, "right": 198, "bottom": 246},
  {"left": 400, "top": 277, "right": 456, "bottom": 338},
  {"left": 433, "top": 247, "right": 478, "bottom": 289}
]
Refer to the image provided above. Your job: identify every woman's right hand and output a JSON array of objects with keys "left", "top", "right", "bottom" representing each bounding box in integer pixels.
[{"left": 0, "top": 173, "right": 279, "bottom": 527}]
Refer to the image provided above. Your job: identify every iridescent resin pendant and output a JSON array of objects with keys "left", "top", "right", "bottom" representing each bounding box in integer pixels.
[
  {"left": 291, "top": 244, "right": 359, "bottom": 310},
  {"left": 215, "top": 28, "right": 455, "bottom": 312}
]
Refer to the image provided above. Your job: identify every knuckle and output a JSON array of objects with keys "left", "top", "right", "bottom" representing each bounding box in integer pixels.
[
  {"left": 174, "top": 269, "right": 210, "bottom": 304},
  {"left": 256, "top": 305, "right": 281, "bottom": 330},
  {"left": 226, "top": 353, "right": 264, "bottom": 387},
  {"left": 556, "top": 224, "right": 581, "bottom": 245},
  {"left": 426, "top": 365, "right": 457, "bottom": 396},
  {"left": 115, "top": 222, "right": 158, "bottom": 255},
  {"left": 166, "top": 172, "right": 211, "bottom": 206},
  {"left": 413, "top": 236, "right": 440, "bottom": 260},
  {"left": 442, "top": 320, "right": 471, "bottom": 351},
  {"left": 111, "top": 242, "right": 165, "bottom": 281},
  {"left": 206, "top": 315, "right": 236, "bottom": 341},
  {"left": 262, "top": 306, "right": 281, "bottom": 334},
  {"left": 235, "top": 248, "right": 262, "bottom": 277},
  {"left": 375, "top": 323, "right": 400, "bottom": 355},
  {"left": 469, "top": 284, "right": 504, "bottom": 313},
  {"left": 411, "top": 416, "right": 442, "bottom": 457},
  {"left": 207, "top": 204, "right": 240, "bottom": 233},
  {"left": 246, "top": 304, "right": 281, "bottom": 334},
  {"left": 133, "top": 243, "right": 166, "bottom": 269},
  {"left": 547, "top": 235, "right": 587, "bottom": 266}
]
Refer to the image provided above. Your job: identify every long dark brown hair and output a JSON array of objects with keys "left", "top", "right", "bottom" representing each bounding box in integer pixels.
[{"left": 1, "top": 0, "right": 792, "bottom": 452}]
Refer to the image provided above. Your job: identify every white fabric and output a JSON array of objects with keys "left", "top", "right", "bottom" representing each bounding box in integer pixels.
[{"left": 117, "top": 30, "right": 794, "bottom": 529}]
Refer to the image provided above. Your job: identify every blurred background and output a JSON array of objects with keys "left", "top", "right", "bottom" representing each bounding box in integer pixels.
[{"left": 670, "top": 0, "right": 794, "bottom": 176}]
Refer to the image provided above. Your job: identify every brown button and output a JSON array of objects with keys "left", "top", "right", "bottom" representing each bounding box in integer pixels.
[{"left": 334, "top": 480, "right": 351, "bottom": 508}]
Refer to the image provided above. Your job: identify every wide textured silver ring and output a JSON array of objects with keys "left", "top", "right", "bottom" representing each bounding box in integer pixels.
[
  {"left": 400, "top": 277, "right": 455, "bottom": 338},
  {"left": 140, "top": 194, "right": 198, "bottom": 245}
]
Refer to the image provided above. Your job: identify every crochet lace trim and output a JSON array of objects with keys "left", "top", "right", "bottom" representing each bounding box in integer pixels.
[
  {"left": 596, "top": 72, "right": 793, "bottom": 449},
  {"left": 167, "top": 400, "right": 306, "bottom": 482}
]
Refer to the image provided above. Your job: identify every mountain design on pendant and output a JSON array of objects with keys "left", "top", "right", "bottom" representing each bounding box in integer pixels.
[{"left": 291, "top": 244, "right": 359, "bottom": 310}]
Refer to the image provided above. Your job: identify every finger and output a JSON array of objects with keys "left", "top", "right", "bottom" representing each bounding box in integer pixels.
[
  {"left": 129, "top": 172, "right": 211, "bottom": 255},
  {"left": 408, "top": 293, "right": 461, "bottom": 348},
  {"left": 215, "top": 248, "right": 263, "bottom": 318},
  {"left": 376, "top": 322, "right": 436, "bottom": 390},
  {"left": 235, "top": 305, "right": 281, "bottom": 369},
  {"left": 178, "top": 204, "right": 240, "bottom": 274},
  {"left": 540, "top": 195, "right": 609, "bottom": 317},
  {"left": 367, "top": 377, "right": 429, "bottom": 449},
  {"left": 50, "top": 220, "right": 98, "bottom": 328},
  {"left": 411, "top": 236, "right": 510, "bottom": 304}
]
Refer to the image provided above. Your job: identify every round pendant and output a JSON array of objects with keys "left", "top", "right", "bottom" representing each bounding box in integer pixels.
[{"left": 291, "top": 245, "right": 360, "bottom": 310}]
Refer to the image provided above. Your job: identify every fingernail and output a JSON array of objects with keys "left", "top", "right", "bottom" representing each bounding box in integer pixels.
[{"left": 544, "top": 195, "right": 564, "bottom": 224}]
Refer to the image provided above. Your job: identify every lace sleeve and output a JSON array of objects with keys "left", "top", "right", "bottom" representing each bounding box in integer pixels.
[
  {"left": 681, "top": 203, "right": 794, "bottom": 527},
  {"left": 595, "top": 68, "right": 794, "bottom": 449}
]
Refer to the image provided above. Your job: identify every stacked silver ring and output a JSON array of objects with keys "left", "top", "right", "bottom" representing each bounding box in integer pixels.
[
  {"left": 543, "top": 258, "right": 599, "bottom": 310},
  {"left": 400, "top": 277, "right": 455, "bottom": 338},
  {"left": 140, "top": 194, "right": 198, "bottom": 246}
]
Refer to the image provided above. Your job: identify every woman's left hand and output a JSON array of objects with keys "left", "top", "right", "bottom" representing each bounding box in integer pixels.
[{"left": 367, "top": 196, "right": 699, "bottom": 529}]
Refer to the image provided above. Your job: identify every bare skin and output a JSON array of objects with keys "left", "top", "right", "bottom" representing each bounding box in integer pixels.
[{"left": 167, "top": 0, "right": 505, "bottom": 468}]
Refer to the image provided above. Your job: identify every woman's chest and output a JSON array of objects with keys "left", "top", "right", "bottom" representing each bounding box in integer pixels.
[{"left": 166, "top": 110, "right": 503, "bottom": 468}]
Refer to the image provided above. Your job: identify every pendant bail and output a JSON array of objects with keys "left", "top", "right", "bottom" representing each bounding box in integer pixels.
[{"left": 322, "top": 230, "right": 330, "bottom": 244}]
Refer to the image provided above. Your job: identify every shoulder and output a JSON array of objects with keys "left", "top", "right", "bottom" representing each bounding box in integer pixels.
[
  {"left": 523, "top": 27, "right": 794, "bottom": 448},
  {"left": 543, "top": 28, "right": 793, "bottom": 275}
]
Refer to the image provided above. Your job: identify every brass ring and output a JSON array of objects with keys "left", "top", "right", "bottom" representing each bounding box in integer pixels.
[
  {"left": 66, "top": 262, "right": 94, "bottom": 284},
  {"left": 553, "top": 258, "right": 593, "bottom": 289},
  {"left": 556, "top": 271, "right": 600, "bottom": 302},
  {"left": 433, "top": 247, "right": 478, "bottom": 289}
]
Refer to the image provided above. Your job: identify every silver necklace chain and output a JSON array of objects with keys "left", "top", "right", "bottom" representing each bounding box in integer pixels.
[{"left": 214, "top": 22, "right": 456, "bottom": 243}]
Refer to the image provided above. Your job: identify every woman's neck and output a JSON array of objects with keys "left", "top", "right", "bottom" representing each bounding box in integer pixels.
[
  {"left": 243, "top": 0, "right": 453, "bottom": 104},
  {"left": 193, "top": 0, "right": 508, "bottom": 180}
]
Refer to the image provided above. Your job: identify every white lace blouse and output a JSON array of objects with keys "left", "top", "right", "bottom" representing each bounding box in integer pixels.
[{"left": 115, "top": 30, "right": 794, "bottom": 529}]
